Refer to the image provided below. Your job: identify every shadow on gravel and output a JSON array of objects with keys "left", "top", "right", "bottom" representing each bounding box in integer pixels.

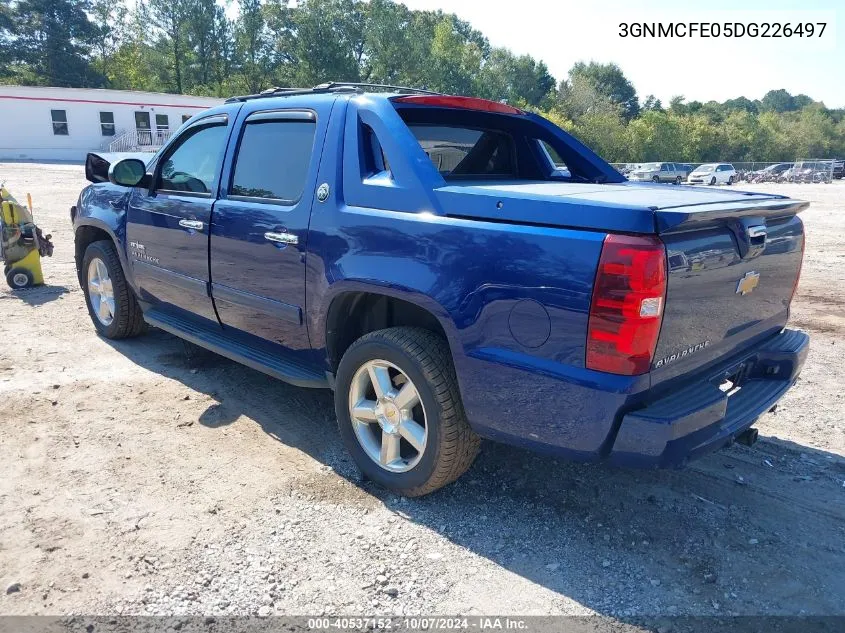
[
  {"left": 107, "top": 329, "right": 845, "bottom": 619},
  {"left": 5, "top": 284, "right": 70, "bottom": 306}
]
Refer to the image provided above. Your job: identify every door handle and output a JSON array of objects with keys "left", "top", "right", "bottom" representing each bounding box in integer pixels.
[
  {"left": 264, "top": 231, "right": 298, "bottom": 245},
  {"left": 179, "top": 219, "right": 204, "bottom": 231}
]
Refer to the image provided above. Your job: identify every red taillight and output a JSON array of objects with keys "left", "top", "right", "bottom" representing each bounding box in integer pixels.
[
  {"left": 391, "top": 95, "right": 523, "bottom": 115},
  {"left": 586, "top": 234, "right": 667, "bottom": 375}
]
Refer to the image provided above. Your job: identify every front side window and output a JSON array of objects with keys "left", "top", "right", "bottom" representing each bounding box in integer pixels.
[
  {"left": 51, "top": 110, "right": 68, "bottom": 135},
  {"left": 100, "top": 111, "right": 115, "bottom": 136},
  {"left": 230, "top": 120, "right": 316, "bottom": 202},
  {"left": 157, "top": 124, "right": 228, "bottom": 194}
]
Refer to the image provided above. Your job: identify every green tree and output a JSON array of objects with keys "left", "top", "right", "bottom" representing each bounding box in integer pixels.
[
  {"left": 288, "top": 0, "right": 365, "bottom": 86},
  {"left": 6, "top": 0, "right": 102, "bottom": 86},
  {"left": 566, "top": 61, "right": 639, "bottom": 119},
  {"left": 573, "top": 110, "right": 628, "bottom": 162},
  {"left": 627, "top": 110, "right": 683, "bottom": 160},
  {"left": 476, "top": 49, "right": 554, "bottom": 106},
  {"left": 90, "top": 0, "right": 129, "bottom": 85},
  {"left": 424, "top": 14, "right": 483, "bottom": 95},
  {"left": 722, "top": 96, "right": 757, "bottom": 114},
  {"left": 147, "top": 0, "right": 190, "bottom": 92},
  {"left": 760, "top": 88, "right": 796, "bottom": 113},
  {"left": 641, "top": 94, "right": 663, "bottom": 112},
  {"left": 234, "top": 0, "right": 274, "bottom": 93}
]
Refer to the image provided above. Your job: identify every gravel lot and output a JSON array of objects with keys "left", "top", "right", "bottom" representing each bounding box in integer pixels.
[{"left": 1, "top": 163, "right": 844, "bottom": 619}]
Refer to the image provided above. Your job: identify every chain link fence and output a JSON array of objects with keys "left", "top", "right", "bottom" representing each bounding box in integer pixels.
[{"left": 611, "top": 160, "right": 843, "bottom": 183}]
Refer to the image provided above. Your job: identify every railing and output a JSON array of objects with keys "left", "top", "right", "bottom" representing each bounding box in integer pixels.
[{"left": 107, "top": 129, "right": 174, "bottom": 153}]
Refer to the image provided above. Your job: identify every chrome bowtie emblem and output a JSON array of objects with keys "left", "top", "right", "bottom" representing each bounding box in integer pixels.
[
  {"left": 736, "top": 271, "right": 760, "bottom": 295},
  {"left": 316, "top": 183, "right": 330, "bottom": 202}
]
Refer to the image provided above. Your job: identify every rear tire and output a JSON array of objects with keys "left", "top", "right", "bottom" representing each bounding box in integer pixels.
[
  {"left": 335, "top": 327, "right": 480, "bottom": 497},
  {"left": 6, "top": 267, "right": 34, "bottom": 289},
  {"left": 675, "top": 176, "right": 682, "bottom": 185},
  {"left": 728, "top": 175, "right": 735, "bottom": 185},
  {"left": 82, "top": 240, "right": 146, "bottom": 339}
]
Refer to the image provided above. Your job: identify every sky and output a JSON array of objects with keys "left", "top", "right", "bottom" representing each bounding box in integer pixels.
[{"left": 399, "top": 0, "right": 843, "bottom": 108}]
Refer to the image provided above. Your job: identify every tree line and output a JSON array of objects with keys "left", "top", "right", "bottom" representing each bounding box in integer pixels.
[{"left": 2, "top": 0, "right": 843, "bottom": 162}]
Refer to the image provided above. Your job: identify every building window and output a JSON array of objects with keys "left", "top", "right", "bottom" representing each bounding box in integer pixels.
[
  {"left": 51, "top": 110, "right": 68, "bottom": 135},
  {"left": 155, "top": 114, "right": 169, "bottom": 131},
  {"left": 182, "top": 114, "right": 192, "bottom": 124},
  {"left": 100, "top": 111, "right": 115, "bottom": 136}
]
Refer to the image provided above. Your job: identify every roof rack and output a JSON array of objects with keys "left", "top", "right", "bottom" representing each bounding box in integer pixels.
[{"left": 225, "top": 81, "right": 441, "bottom": 103}]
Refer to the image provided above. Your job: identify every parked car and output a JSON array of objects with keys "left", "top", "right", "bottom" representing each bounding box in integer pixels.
[
  {"left": 688, "top": 163, "right": 737, "bottom": 185},
  {"left": 833, "top": 160, "right": 843, "bottom": 179},
  {"left": 628, "top": 162, "right": 686, "bottom": 184},
  {"left": 72, "top": 84, "right": 809, "bottom": 496},
  {"left": 742, "top": 163, "right": 792, "bottom": 184},
  {"left": 788, "top": 161, "right": 834, "bottom": 183},
  {"left": 755, "top": 163, "right": 793, "bottom": 176}
]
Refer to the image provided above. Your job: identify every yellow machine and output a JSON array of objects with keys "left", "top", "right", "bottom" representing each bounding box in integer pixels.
[{"left": 1, "top": 185, "right": 52, "bottom": 289}]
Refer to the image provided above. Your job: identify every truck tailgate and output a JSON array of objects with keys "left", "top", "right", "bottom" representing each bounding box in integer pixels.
[{"left": 650, "top": 198, "right": 807, "bottom": 384}]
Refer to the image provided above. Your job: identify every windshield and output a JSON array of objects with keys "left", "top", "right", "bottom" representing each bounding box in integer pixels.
[
  {"left": 639, "top": 163, "right": 660, "bottom": 171},
  {"left": 694, "top": 164, "right": 715, "bottom": 173}
]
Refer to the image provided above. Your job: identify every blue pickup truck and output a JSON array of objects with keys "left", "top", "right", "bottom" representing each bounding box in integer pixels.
[{"left": 72, "top": 83, "right": 809, "bottom": 496}]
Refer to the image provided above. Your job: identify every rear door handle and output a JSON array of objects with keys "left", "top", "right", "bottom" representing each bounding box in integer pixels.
[
  {"left": 264, "top": 231, "right": 298, "bottom": 245},
  {"left": 178, "top": 219, "right": 204, "bottom": 231}
]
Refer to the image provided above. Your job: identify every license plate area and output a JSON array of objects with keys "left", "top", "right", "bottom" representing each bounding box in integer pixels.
[{"left": 714, "top": 362, "right": 751, "bottom": 398}]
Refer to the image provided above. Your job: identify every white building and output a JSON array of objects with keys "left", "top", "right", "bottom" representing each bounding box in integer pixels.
[{"left": 0, "top": 85, "right": 223, "bottom": 161}]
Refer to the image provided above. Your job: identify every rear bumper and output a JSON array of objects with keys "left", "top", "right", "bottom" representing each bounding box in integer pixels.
[{"left": 609, "top": 328, "right": 809, "bottom": 468}]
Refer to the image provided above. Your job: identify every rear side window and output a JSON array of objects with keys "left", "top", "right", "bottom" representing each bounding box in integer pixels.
[
  {"left": 230, "top": 120, "right": 316, "bottom": 202},
  {"left": 406, "top": 125, "right": 516, "bottom": 178},
  {"left": 539, "top": 141, "right": 568, "bottom": 173}
]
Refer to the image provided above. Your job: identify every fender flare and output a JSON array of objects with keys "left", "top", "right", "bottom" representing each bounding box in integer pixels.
[
  {"left": 74, "top": 217, "right": 135, "bottom": 290},
  {"left": 313, "top": 279, "right": 464, "bottom": 366}
]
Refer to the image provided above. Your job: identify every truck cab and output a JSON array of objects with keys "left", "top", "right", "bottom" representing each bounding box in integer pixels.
[{"left": 73, "top": 84, "right": 808, "bottom": 496}]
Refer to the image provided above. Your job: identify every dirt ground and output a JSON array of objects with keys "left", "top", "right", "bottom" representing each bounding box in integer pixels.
[{"left": 1, "top": 163, "right": 843, "bottom": 619}]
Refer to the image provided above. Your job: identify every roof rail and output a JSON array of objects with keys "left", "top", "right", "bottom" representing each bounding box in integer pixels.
[{"left": 225, "top": 81, "right": 440, "bottom": 103}]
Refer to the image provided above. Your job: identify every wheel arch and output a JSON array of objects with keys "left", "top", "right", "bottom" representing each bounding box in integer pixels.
[
  {"left": 318, "top": 283, "right": 460, "bottom": 374},
  {"left": 74, "top": 220, "right": 131, "bottom": 289}
]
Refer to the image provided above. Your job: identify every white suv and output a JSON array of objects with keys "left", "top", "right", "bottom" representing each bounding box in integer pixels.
[{"left": 687, "top": 163, "right": 736, "bottom": 185}]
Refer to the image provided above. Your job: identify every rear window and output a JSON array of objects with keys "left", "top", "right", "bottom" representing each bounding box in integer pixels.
[
  {"left": 407, "top": 125, "right": 516, "bottom": 178},
  {"left": 394, "top": 104, "right": 620, "bottom": 184}
]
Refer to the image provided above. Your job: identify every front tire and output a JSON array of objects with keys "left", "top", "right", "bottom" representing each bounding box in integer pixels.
[
  {"left": 710, "top": 176, "right": 717, "bottom": 186},
  {"left": 652, "top": 175, "right": 660, "bottom": 183},
  {"left": 82, "top": 240, "right": 145, "bottom": 339},
  {"left": 335, "top": 327, "right": 480, "bottom": 497}
]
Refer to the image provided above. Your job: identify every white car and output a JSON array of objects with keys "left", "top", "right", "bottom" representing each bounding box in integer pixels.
[{"left": 687, "top": 163, "right": 736, "bottom": 185}]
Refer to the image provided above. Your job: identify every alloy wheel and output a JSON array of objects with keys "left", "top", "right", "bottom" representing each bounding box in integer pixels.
[
  {"left": 348, "top": 359, "right": 428, "bottom": 473},
  {"left": 87, "top": 257, "right": 116, "bottom": 326}
]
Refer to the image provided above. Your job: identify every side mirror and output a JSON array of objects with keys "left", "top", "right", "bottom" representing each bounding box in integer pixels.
[
  {"left": 85, "top": 153, "right": 110, "bottom": 183},
  {"left": 109, "top": 158, "right": 149, "bottom": 188}
]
